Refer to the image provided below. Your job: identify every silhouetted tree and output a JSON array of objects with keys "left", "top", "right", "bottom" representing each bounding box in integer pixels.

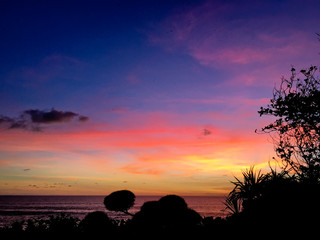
[
  {"left": 104, "top": 190, "right": 135, "bottom": 216},
  {"left": 258, "top": 66, "right": 320, "bottom": 183}
]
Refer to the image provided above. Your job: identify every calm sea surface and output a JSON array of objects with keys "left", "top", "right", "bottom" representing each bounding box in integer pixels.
[{"left": 0, "top": 195, "right": 227, "bottom": 227}]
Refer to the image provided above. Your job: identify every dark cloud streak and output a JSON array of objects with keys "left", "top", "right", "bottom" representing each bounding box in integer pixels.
[
  {"left": 25, "top": 109, "right": 78, "bottom": 123},
  {"left": 78, "top": 115, "right": 89, "bottom": 122},
  {"left": 0, "top": 108, "right": 89, "bottom": 131}
]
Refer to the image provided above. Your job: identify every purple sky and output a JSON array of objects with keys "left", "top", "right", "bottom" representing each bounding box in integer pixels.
[{"left": 0, "top": 0, "right": 319, "bottom": 195}]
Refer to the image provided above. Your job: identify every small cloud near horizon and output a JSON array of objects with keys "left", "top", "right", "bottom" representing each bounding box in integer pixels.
[{"left": 202, "top": 128, "right": 212, "bottom": 136}]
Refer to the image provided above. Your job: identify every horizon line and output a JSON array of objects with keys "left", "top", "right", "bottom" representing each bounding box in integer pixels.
[{"left": 0, "top": 194, "right": 226, "bottom": 197}]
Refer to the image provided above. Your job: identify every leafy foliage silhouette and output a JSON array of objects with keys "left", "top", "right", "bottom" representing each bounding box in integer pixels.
[
  {"left": 258, "top": 66, "right": 320, "bottom": 182},
  {"left": 223, "top": 64, "right": 320, "bottom": 235},
  {"left": 225, "top": 164, "right": 320, "bottom": 235},
  {"left": 225, "top": 166, "right": 268, "bottom": 214}
]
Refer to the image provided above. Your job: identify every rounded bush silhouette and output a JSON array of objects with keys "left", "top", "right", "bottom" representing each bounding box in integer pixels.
[
  {"left": 132, "top": 201, "right": 161, "bottom": 226},
  {"left": 140, "top": 200, "right": 160, "bottom": 213},
  {"left": 132, "top": 194, "right": 202, "bottom": 233},
  {"left": 158, "top": 195, "right": 188, "bottom": 212},
  {"left": 80, "top": 211, "right": 111, "bottom": 233},
  {"left": 104, "top": 190, "right": 135, "bottom": 214},
  {"left": 183, "top": 208, "right": 202, "bottom": 226}
]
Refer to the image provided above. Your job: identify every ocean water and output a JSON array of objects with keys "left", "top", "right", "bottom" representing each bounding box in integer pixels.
[{"left": 0, "top": 195, "right": 227, "bottom": 227}]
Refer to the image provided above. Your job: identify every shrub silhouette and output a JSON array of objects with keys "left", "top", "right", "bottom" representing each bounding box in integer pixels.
[
  {"left": 158, "top": 195, "right": 188, "bottom": 212},
  {"left": 225, "top": 165, "right": 320, "bottom": 233},
  {"left": 5, "top": 213, "right": 80, "bottom": 234},
  {"left": 104, "top": 190, "right": 135, "bottom": 216},
  {"left": 225, "top": 166, "right": 268, "bottom": 214},
  {"left": 132, "top": 201, "right": 162, "bottom": 228},
  {"left": 80, "top": 211, "right": 113, "bottom": 234},
  {"left": 132, "top": 194, "right": 202, "bottom": 235}
]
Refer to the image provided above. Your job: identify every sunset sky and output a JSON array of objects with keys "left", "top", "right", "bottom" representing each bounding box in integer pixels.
[{"left": 0, "top": 0, "right": 319, "bottom": 196}]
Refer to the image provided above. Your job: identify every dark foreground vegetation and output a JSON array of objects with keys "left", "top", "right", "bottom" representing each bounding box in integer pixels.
[
  {"left": 1, "top": 65, "right": 320, "bottom": 238},
  {"left": 1, "top": 177, "right": 319, "bottom": 238}
]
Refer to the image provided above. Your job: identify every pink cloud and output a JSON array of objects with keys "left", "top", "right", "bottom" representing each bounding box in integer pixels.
[
  {"left": 161, "top": 98, "right": 225, "bottom": 104},
  {"left": 191, "top": 46, "right": 271, "bottom": 66},
  {"left": 148, "top": 1, "right": 320, "bottom": 86},
  {"left": 120, "top": 163, "right": 166, "bottom": 176},
  {"left": 188, "top": 29, "right": 318, "bottom": 67}
]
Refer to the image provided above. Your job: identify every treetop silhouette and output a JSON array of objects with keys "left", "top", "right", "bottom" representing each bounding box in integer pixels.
[{"left": 103, "top": 190, "right": 135, "bottom": 216}]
